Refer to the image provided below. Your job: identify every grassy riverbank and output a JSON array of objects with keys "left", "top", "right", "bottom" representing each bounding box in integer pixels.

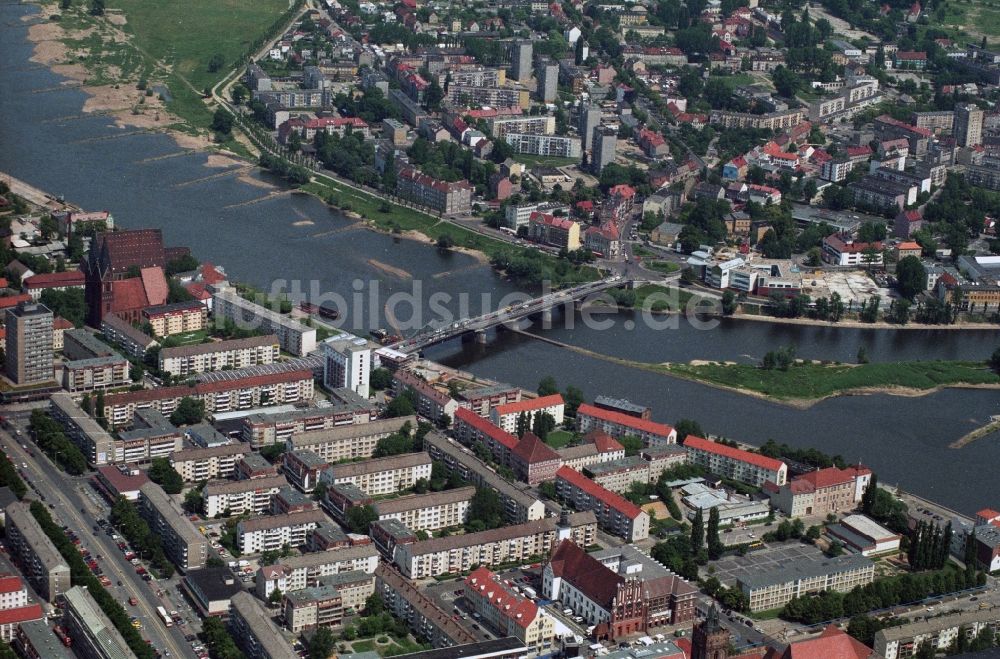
[
  {"left": 299, "top": 177, "right": 601, "bottom": 287},
  {"left": 659, "top": 360, "right": 1000, "bottom": 401}
]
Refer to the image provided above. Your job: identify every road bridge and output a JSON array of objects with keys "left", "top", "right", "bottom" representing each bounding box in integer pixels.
[{"left": 389, "top": 276, "right": 631, "bottom": 354}]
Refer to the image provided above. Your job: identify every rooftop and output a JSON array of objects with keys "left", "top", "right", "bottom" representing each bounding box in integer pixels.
[
  {"left": 683, "top": 436, "right": 786, "bottom": 472},
  {"left": 557, "top": 466, "right": 643, "bottom": 519},
  {"left": 736, "top": 553, "right": 873, "bottom": 590},
  {"left": 577, "top": 403, "right": 675, "bottom": 438}
]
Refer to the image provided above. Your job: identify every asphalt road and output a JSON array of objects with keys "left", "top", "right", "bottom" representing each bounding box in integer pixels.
[{"left": 1, "top": 422, "right": 195, "bottom": 659}]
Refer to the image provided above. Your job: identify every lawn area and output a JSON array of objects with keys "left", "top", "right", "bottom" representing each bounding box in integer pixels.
[
  {"left": 660, "top": 360, "right": 1000, "bottom": 401},
  {"left": 545, "top": 430, "right": 575, "bottom": 449},
  {"left": 935, "top": 0, "right": 1000, "bottom": 43},
  {"left": 630, "top": 284, "right": 700, "bottom": 312},
  {"left": 710, "top": 73, "right": 755, "bottom": 89},
  {"left": 511, "top": 154, "right": 581, "bottom": 168},
  {"left": 161, "top": 330, "right": 209, "bottom": 346},
  {"left": 643, "top": 260, "right": 680, "bottom": 275}
]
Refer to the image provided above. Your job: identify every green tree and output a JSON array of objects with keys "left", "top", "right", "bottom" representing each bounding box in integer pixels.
[
  {"left": 467, "top": 487, "right": 504, "bottom": 531},
  {"left": 988, "top": 347, "right": 1000, "bottom": 374},
  {"left": 721, "top": 290, "right": 737, "bottom": 315},
  {"left": 148, "top": 458, "right": 183, "bottom": 494},
  {"left": 170, "top": 397, "right": 205, "bottom": 426},
  {"left": 89, "top": 0, "right": 105, "bottom": 15},
  {"left": 385, "top": 390, "right": 416, "bottom": 417},
  {"left": 370, "top": 367, "right": 393, "bottom": 390},
  {"left": 346, "top": 505, "right": 378, "bottom": 534},
  {"left": 691, "top": 508, "right": 704, "bottom": 553},
  {"left": 674, "top": 419, "right": 704, "bottom": 443},
  {"left": 207, "top": 53, "right": 226, "bottom": 73},
  {"left": 896, "top": 256, "right": 926, "bottom": 300},
  {"left": 310, "top": 626, "right": 336, "bottom": 659},
  {"left": 537, "top": 375, "right": 559, "bottom": 396},
  {"left": 707, "top": 506, "right": 723, "bottom": 559}
]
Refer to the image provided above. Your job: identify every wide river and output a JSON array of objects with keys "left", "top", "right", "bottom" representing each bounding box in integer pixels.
[{"left": 1, "top": 1, "right": 997, "bottom": 513}]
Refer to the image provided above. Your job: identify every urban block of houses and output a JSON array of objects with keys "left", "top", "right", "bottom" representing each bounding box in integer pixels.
[{"left": 683, "top": 436, "right": 788, "bottom": 487}]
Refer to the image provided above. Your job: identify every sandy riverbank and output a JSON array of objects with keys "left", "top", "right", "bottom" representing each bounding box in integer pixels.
[
  {"left": 24, "top": 5, "right": 220, "bottom": 152},
  {"left": 730, "top": 310, "right": 999, "bottom": 331}
]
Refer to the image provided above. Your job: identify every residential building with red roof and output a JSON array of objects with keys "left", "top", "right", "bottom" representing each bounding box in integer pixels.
[
  {"left": 453, "top": 406, "right": 518, "bottom": 465},
  {"left": 543, "top": 540, "right": 697, "bottom": 641},
  {"left": 464, "top": 567, "right": 555, "bottom": 653},
  {"left": 976, "top": 508, "right": 1000, "bottom": 526},
  {"left": 894, "top": 208, "right": 924, "bottom": 238},
  {"left": 22, "top": 269, "right": 85, "bottom": 300},
  {"left": 576, "top": 403, "right": 677, "bottom": 446},
  {"left": 683, "top": 436, "right": 787, "bottom": 487},
  {"left": 893, "top": 50, "right": 928, "bottom": 70},
  {"left": 490, "top": 394, "right": 565, "bottom": 434},
  {"left": 0, "top": 603, "right": 43, "bottom": 642},
  {"left": 142, "top": 300, "right": 207, "bottom": 337},
  {"left": 101, "top": 369, "right": 315, "bottom": 427},
  {"left": 392, "top": 370, "right": 458, "bottom": 425},
  {"left": 822, "top": 233, "right": 884, "bottom": 267},
  {"left": 510, "top": 432, "right": 561, "bottom": 485},
  {"left": 277, "top": 116, "right": 371, "bottom": 144},
  {"left": 765, "top": 464, "right": 871, "bottom": 517},
  {"left": 583, "top": 223, "right": 621, "bottom": 258},
  {"left": 637, "top": 127, "right": 668, "bottom": 157},
  {"left": 555, "top": 466, "right": 649, "bottom": 541},
  {"left": 0, "top": 576, "right": 28, "bottom": 611},
  {"left": 748, "top": 184, "right": 782, "bottom": 205},
  {"left": 395, "top": 167, "right": 473, "bottom": 214},
  {"left": 527, "top": 213, "right": 582, "bottom": 251}
]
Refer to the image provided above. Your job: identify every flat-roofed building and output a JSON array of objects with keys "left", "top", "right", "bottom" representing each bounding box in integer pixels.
[
  {"left": 182, "top": 566, "right": 244, "bottom": 618},
  {"left": 375, "top": 564, "right": 478, "bottom": 648},
  {"left": 236, "top": 509, "right": 328, "bottom": 554},
  {"left": 874, "top": 609, "right": 1000, "bottom": 659},
  {"left": 49, "top": 392, "right": 116, "bottom": 466},
  {"left": 286, "top": 416, "right": 415, "bottom": 462},
  {"left": 158, "top": 335, "right": 280, "bottom": 377},
  {"left": 213, "top": 288, "right": 317, "bottom": 356},
  {"left": 170, "top": 443, "right": 251, "bottom": 482},
  {"left": 101, "top": 369, "right": 315, "bottom": 428},
  {"left": 62, "top": 586, "right": 136, "bottom": 659},
  {"left": 736, "top": 554, "right": 875, "bottom": 612},
  {"left": 4, "top": 502, "right": 70, "bottom": 602},
  {"left": 424, "top": 432, "right": 545, "bottom": 524},
  {"left": 827, "top": 514, "right": 902, "bottom": 556},
  {"left": 101, "top": 313, "right": 157, "bottom": 359},
  {"left": 138, "top": 482, "right": 207, "bottom": 570},
  {"left": 14, "top": 618, "right": 74, "bottom": 659},
  {"left": 555, "top": 466, "right": 650, "bottom": 542},
  {"left": 455, "top": 383, "right": 521, "bottom": 417},
  {"left": 392, "top": 370, "right": 458, "bottom": 425},
  {"left": 203, "top": 473, "right": 288, "bottom": 518},
  {"left": 283, "top": 584, "right": 343, "bottom": 633},
  {"left": 683, "top": 436, "right": 787, "bottom": 487},
  {"left": 255, "top": 545, "right": 380, "bottom": 599},
  {"left": 61, "top": 355, "right": 130, "bottom": 393},
  {"left": 321, "top": 453, "right": 432, "bottom": 496},
  {"left": 283, "top": 450, "right": 328, "bottom": 492},
  {"left": 241, "top": 396, "right": 376, "bottom": 448},
  {"left": 229, "top": 591, "right": 296, "bottom": 659},
  {"left": 235, "top": 453, "right": 279, "bottom": 481},
  {"left": 394, "top": 510, "right": 597, "bottom": 579}
]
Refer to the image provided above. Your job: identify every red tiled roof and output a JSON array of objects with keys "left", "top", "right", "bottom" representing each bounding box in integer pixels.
[
  {"left": 95, "top": 465, "right": 150, "bottom": 494},
  {"left": 455, "top": 407, "right": 518, "bottom": 450},
  {"left": 109, "top": 278, "right": 149, "bottom": 313},
  {"left": 140, "top": 266, "right": 168, "bottom": 306},
  {"left": 900, "top": 209, "right": 922, "bottom": 222},
  {"left": 0, "top": 575, "right": 24, "bottom": 594},
  {"left": 977, "top": 508, "right": 1000, "bottom": 520},
  {"left": 683, "top": 436, "right": 786, "bottom": 472},
  {"left": 0, "top": 603, "right": 42, "bottom": 626},
  {"left": 577, "top": 403, "right": 674, "bottom": 439},
  {"left": 797, "top": 465, "right": 869, "bottom": 490},
  {"left": 876, "top": 115, "right": 932, "bottom": 137},
  {"left": 610, "top": 184, "right": 636, "bottom": 199},
  {"left": 898, "top": 241, "right": 921, "bottom": 251},
  {"left": 529, "top": 212, "right": 577, "bottom": 231},
  {"left": 782, "top": 625, "right": 874, "bottom": 659},
  {"left": 0, "top": 294, "right": 32, "bottom": 309},
  {"left": 556, "top": 466, "right": 643, "bottom": 519},
  {"left": 464, "top": 567, "right": 539, "bottom": 630},
  {"left": 582, "top": 430, "right": 623, "bottom": 453},
  {"left": 200, "top": 262, "right": 227, "bottom": 285},
  {"left": 512, "top": 431, "right": 560, "bottom": 464},
  {"left": 547, "top": 540, "right": 621, "bottom": 606},
  {"left": 53, "top": 316, "right": 74, "bottom": 330},
  {"left": 495, "top": 394, "right": 564, "bottom": 417},
  {"left": 895, "top": 50, "right": 927, "bottom": 60},
  {"left": 23, "top": 269, "right": 85, "bottom": 289}
]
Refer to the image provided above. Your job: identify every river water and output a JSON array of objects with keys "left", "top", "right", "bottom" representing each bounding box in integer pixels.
[{"left": 1, "top": 1, "right": 997, "bottom": 514}]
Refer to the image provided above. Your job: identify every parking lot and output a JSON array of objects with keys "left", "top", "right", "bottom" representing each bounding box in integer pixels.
[{"left": 709, "top": 543, "right": 828, "bottom": 588}]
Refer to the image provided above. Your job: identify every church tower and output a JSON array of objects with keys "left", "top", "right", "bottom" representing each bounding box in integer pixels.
[{"left": 691, "top": 606, "right": 730, "bottom": 659}]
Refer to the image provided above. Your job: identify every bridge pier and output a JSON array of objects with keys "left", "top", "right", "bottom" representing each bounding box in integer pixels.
[
  {"left": 541, "top": 307, "right": 553, "bottom": 326},
  {"left": 474, "top": 329, "right": 487, "bottom": 344}
]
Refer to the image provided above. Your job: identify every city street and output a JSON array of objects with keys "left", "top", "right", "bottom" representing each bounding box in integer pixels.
[{"left": 1, "top": 421, "right": 195, "bottom": 659}]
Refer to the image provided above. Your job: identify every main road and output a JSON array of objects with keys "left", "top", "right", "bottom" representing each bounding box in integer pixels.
[{"left": 1, "top": 425, "right": 194, "bottom": 659}]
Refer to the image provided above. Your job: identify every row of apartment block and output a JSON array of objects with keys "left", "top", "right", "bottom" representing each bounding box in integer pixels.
[{"left": 158, "top": 334, "right": 280, "bottom": 377}]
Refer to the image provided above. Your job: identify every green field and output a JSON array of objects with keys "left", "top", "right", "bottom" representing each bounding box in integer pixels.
[
  {"left": 661, "top": 360, "right": 1000, "bottom": 401},
  {"left": 57, "top": 0, "right": 292, "bottom": 129},
  {"left": 643, "top": 260, "right": 680, "bottom": 275},
  {"left": 510, "top": 154, "right": 581, "bottom": 168},
  {"left": 935, "top": 0, "right": 1000, "bottom": 44},
  {"left": 630, "top": 284, "right": 702, "bottom": 312},
  {"left": 544, "top": 430, "right": 575, "bottom": 449}
]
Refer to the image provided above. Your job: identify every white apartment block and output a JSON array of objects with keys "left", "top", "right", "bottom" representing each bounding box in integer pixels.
[
  {"left": 737, "top": 554, "right": 875, "bottom": 612},
  {"left": 212, "top": 288, "right": 317, "bottom": 356},
  {"left": 158, "top": 335, "right": 280, "bottom": 377},
  {"left": 875, "top": 610, "right": 1000, "bottom": 659},
  {"left": 504, "top": 133, "right": 582, "bottom": 158},
  {"left": 320, "top": 452, "right": 432, "bottom": 497},
  {"left": 286, "top": 416, "right": 416, "bottom": 463},
  {"left": 373, "top": 487, "right": 475, "bottom": 532},
  {"left": 488, "top": 115, "right": 556, "bottom": 138},
  {"left": 320, "top": 335, "right": 371, "bottom": 398},
  {"left": 170, "top": 443, "right": 252, "bottom": 482},
  {"left": 237, "top": 509, "right": 329, "bottom": 555},
  {"left": 61, "top": 356, "right": 130, "bottom": 393},
  {"left": 241, "top": 401, "right": 377, "bottom": 448},
  {"left": 394, "top": 511, "right": 598, "bottom": 579},
  {"left": 490, "top": 394, "right": 565, "bottom": 434},
  {"left": 255, "top": 545, "right": 380, "bottom": 599},
  {"left": 683, "top": 436, "right": 787, "bottom": 487},
  {"left": 203, "top": 474, "right": 288, "bottom": 518}
]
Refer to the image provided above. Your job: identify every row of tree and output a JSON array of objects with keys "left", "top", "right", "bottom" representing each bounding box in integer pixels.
[
  {"left": 109, "top": 496, "right": 175, "bottom": 578},
  {"left": 908, "top": 521, "right": 953, "bottom": 571},
  {"left": 28, "top": 410, "right": 88, "bottom": 475}
]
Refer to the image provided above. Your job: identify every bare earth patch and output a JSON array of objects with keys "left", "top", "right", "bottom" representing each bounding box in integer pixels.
[{"left": 236, "top": 174, "right": 276, "bottom": 189}]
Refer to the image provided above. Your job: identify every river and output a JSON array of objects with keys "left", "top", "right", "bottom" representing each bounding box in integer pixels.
[{"left": 1, "top": 1, "right": 997, "bottom": 514}]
